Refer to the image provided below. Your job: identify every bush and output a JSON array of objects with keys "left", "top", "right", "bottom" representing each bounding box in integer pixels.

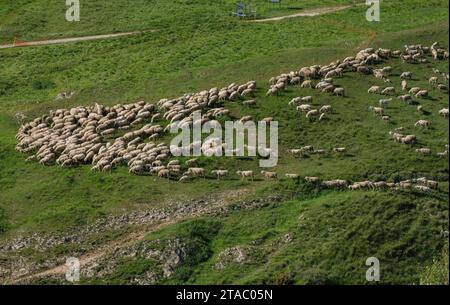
[{"left": 32, "top": 79, "right": 56, "bottom": 90}]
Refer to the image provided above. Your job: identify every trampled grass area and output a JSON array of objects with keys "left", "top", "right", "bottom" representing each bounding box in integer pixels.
[{"left": 0, "top": 0, "right": 448, "bottom": 284}]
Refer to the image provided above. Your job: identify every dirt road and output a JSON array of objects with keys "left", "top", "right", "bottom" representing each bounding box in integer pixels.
[
  {"left": 0, "top": 30, "right": 154, "bottom": 50},
  {"left": 249, "top": 4, "right": 358, "bottom": 23}
]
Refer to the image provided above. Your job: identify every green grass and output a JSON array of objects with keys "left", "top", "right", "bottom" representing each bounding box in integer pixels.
[{"left": 0, "top": 0, "right": 448, "bottom": 284}]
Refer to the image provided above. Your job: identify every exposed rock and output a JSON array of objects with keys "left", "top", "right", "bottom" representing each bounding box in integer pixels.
[
  {"left": 215, "top": 246, "right": 247, "bottom": 270},
  {"left": 55, "top": 91, "right": 75, "bottom": 101}
]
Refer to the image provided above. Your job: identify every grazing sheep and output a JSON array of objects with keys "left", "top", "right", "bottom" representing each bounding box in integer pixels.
[
  {"left": 415, "top": 90, "right": 428, "bottom": 99},
  {"left": 319, "top": 105, "right": 332, "bottom": 113},
  {"left": 437, "top": 151, "right": 449, "bottom": 158},
  {"left": 439, "top": 108, "right": 449, "bottom": 118},
  {"left": 261, "top": 171, "right": 278, "bottom": 180},
  {"left": 242, "top": 100, "right": 256, "bottom": 107},
  {"left": 333, "top": 147, "right": 346, "bottom": 153},
  {"left": 241, "top": 88, "right": 254, "bottom": 97},
  {"left": 398, "top": 94, "right": 412, "bottom": 103},
  {"left": 306, "top": 110, "right": 320, "bottom": 120},
  {"left": 312, "top": 149, "right": 326, "bottom": 155},
  {"left": 379, "top": 98, "right": 392, "bottom": 107},
  {"left": 236, "top": 170, "right": 254, "bottom": 181},
  {"left": 429, "top": 76, "right": 438, "bottom": 86},
  {"left": 333, "top": 87, "right": 345, "bottom": 96},
  {"left": 401, "top": 135, "right": 417, "bottom": 145},
  {"left": 158, "top": 169, "right": 170, "bottom": 179},
  {"left": 382, "top": 115, "right": 391, "bottom": 123},
  {"left": 289, "top": 97, "right": 301, "bottom": 106},
  {"left": 425, "top": 180, "right": 439, "bottom": 190},
  {"left": 305, "top": 176, "right": 320, "bottom": 184},
  {"left": 400, "top": 72, "right": 412, "bottom": 80},
  {"left": 322, "top": 85, "right": 335, "bottom": 93},
  {"left": 381, "top": 87, "right": 395, "bottom": 95},
  {"left": 409, "top": 87, "right": 421, "bottom": 95},
  {"left": 369, "top": 106, "right": 384, "bottom": 116},
  {"left": 301, "top": 96, "right": 313, "bottom": 103},
  {"left": 413, "top": 185, "right": 431, "bottom": 192},
  {"left": 179, "top": 175, "right": 191, "bottom": 182},
  {"left": 368, "top": 86, "right": 381, "bottom": 94},
  {"left": 373, "top": 181, "right": 388, "bottom": 190},
  {"left": 322, "top": 179, "right": 348, "bottom": 189},
  {"left": 266, "top": 87, "right": 278, "bottom": 96},
  {"left": 416, "top": 148, "right": 432, "bottom": 155},
  {"left": 297, "top": 104, "right": 312, "bottom": 113},
  {"left": 185, "top": 158, "right": 198, "bottom": 166},
  {"left": 438, "top": 84, "right": 448, "bottom": 92},
  {"left": 211, "top": 170, "right": 229, "bottom": 180},
  {"left": 186, "top": 167, "right": 206, "bottom": 178},
  {"left": 401, "top": 80, "right": 408, "bottom": 91},
  {"left": 301, "top": 80, "right": 313, "bottom": 88},
  {"left": 300, "top": 146, "right": 314, "bottom": 153},
  {"left": 285, "top": 174, "right": 300, "bottom": 181},
  {"left": 357, "top": 66, "right": 372, "bottom": 75},
  {"left": 348, "top": 181, "right": 374, "bottom": 190},
  {"left": 288, "top": 149, "right": 303, "bottom": 157},
  {"left": 414, "top": 120, "right": 429, "bottom": 128},
  {"left": 240, "top": 116, "right": 253, "bottom": 123}
]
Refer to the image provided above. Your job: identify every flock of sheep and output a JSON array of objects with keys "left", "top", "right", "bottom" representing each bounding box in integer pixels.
[
  {"left": 15, "top": 41, "right": 448, "bottom": 190},
  {"left": 272, "top": 42, "right": 449, "bottom": 160},
  {"left": 16, "top": 80, "right": 261, "bottom": 177}
]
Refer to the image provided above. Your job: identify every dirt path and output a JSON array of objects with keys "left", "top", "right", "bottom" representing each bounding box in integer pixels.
[
  {"left": 9, "top": 188, "right": 252, "bottom": 284},
  {"left": 249, "top": 4, "right": 358, "bottom": 23},
  {"left": 0, "top": 30, "right": 155, "bottom": 50}
]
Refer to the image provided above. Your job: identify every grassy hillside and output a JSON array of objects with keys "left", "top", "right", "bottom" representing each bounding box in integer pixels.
[
  {"left": 0, "top": 0, "right": 356, "bottom": 43},
  {"left": 0, "top": 0, "right": 448, "bottom": 284},
  {"left": 82, "top": 189, "right": 447, "bottom": 285}
]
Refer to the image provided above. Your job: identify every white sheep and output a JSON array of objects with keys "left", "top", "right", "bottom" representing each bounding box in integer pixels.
[
  {"left": 414, "top": 120, "right": 429, "bottom": 128},
  {"left": 185, "top": 167, "right": 206, "bottom": 178},
  {"left": 333, "top": 87, "right": 345, "bottom": 97},
  {"left": 319, "top": 105, "right": 332, "bottom": 113},
  {"left": 297, "top": 104, "right": 311, "bottom": 112},
  {"left": 415, "top": 90, "right": 428, "bottom": 99},
  {"left": 381, "top": 87, "right": 395, "bottom": 95},
  {"left": 306, "top": 110, "right": 320, "bottom": 120},
  {"left": 400, "top": 72, "right": 412, "bottom": 80},
  {"left": 401, "top": 80, "right": 408, "bottom": 91},
  {"left": 439, "top": 108, "right": 449, "bottom": 118},
  {"left": 368, "top": 86, "right": 381, "bottom": 94},
  {"left": 429, "top": 76, "right": 438, "bottom": 86},
  {"left": 211, "top": 170, "right": 229, "bottom": 180},
  {"left": 416, "top": 148, "right": 431, "bottom": 155},
  {"left": 261, "top": 171, "right": 277, "bottom": 180},
  {"left": 378, "top": 98, "right": 392, "bottom": 107},
  {"left": 236, "top": 170, "right": 254, "bottom": 181},
  {"left": 285, "top": 174, "right": 299, "bottom": 180},
  {"left": 301, "top": 80, "right": 313, "bottom": 88},
  {"left": 369, "top": 106, "right": 384, "bottom": 116}
]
